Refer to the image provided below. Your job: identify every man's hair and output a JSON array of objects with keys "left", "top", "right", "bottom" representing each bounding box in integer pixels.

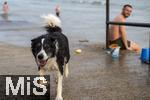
[
  {"left": 123, "top": 4, "right": 133, "bottom": 9},
  {"left": 4, "top": 2, "right": 7, "bottom": 4}
]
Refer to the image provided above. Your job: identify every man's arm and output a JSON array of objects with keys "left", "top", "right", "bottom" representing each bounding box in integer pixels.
[{"left": 120, "top": 25, "right": 129, "bottom": 49}]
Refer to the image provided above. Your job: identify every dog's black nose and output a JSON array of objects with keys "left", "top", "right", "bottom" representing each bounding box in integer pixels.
[{"left": 38, "top": 54, "right": 44, "bottom": 60}]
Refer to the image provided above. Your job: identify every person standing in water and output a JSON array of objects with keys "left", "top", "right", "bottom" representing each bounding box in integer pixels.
[
  {"left": 55, "top": 5, "right": 61, "bottom": 17},
  {"left": 2, "top": 1, "right": 9, "bottom": 14}
]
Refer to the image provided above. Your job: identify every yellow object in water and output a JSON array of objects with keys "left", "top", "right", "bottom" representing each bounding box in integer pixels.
[{"left": 75, "top": 49, "right": 82, "bottom": 54}]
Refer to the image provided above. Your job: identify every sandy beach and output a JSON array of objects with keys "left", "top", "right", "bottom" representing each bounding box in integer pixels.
[{"left": 0, "top": 41, "right": 150, "bottom": 100}]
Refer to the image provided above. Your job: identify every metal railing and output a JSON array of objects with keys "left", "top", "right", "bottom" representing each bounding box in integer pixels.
[{"left": 106, "top": 0, "right": 150, "bottom": 48}]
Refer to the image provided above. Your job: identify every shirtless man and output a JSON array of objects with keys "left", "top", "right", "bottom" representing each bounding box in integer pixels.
[
  {"left": 2, "top": 1, "right": 9, "bottom": 14},
  {"left": 109, "top": 4, "right": 140, "bottom": 53}
]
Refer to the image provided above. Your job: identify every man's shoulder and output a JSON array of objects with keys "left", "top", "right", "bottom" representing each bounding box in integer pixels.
[{"left": 114, "top": 15, "right": 125, "bottom": 22}]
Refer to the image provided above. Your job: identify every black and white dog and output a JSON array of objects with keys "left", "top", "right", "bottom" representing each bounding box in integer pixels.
[{"left": 31, "top": 14, "right": 70, "bottom": 100}]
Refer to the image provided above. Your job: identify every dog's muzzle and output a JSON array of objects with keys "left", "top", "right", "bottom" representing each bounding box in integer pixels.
[{"left": 37, "top": 54, "right": 48, "bottom": 67}]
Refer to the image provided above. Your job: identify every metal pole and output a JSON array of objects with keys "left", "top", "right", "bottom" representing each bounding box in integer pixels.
[
  {"left": 106, "top": 0, "right": 110, "bottom": 49},
  {"left": 108, "top": 21, "right": 150, "bottom": 28},
  {"left": 149, "top": 33, "right": 150, "bottom": 50}
]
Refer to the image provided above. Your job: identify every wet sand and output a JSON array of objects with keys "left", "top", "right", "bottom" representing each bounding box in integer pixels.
[{"left": 0, "top": 41, "right": 150, "bottom": 100}]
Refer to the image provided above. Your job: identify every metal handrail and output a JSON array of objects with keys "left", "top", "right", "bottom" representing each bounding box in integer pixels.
[{"left": 107, "top": 21, "right": 150, "bottom": 28}]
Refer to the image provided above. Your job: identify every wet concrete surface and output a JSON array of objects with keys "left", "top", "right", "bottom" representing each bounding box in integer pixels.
[
  {"left": 63, "top": 43, "right": 150, "bottom": 100},
  {"left": 0, "top": 42, "right": 150, "bottom": 100}
]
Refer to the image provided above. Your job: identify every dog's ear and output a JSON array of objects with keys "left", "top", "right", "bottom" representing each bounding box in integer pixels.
[
  {"left": 31, "top": 39, "right": 34, "bottom": 46},
  {"left": 31, "top": 37, "right": 39, "bottom": 44},
  {"left": 31, "top": 38, "right": 35, "bottom": 43},
  {"left": 31, "top": 38, "right": 37, "bottom": 48}
]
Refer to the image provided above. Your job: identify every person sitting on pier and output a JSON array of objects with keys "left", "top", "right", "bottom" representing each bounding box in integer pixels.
[{"left": 109, "top": 4, "right": 141, "bottom": 53}]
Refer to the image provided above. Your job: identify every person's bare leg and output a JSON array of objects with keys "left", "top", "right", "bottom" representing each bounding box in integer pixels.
[{"left": 130, "top": 41, "right": 141, "bottom": 53}]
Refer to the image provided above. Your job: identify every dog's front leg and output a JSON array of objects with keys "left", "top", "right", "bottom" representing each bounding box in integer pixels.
[
  {"left": 39, "top": 67, "right": 46, "bottom": 76},
  {"left": 55, "top": 71, "right": 63, "bottom": 100},
  {"left": 38, "top": 67, "right": 46, "bottom": 84}
]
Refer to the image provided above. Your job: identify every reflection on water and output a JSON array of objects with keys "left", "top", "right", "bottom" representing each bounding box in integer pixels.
[
  {"left": 1, "top": 13, "right": 9, "bottom": 21},
  {"left": 104, "top": 50, "right": 150, "bottom": 87}
]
